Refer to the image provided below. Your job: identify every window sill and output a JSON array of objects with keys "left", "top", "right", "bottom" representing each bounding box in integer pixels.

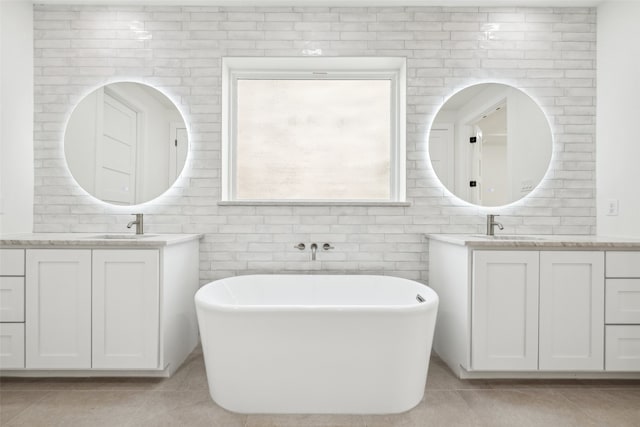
[{"left": 217, "top": 200, "right": 411, "bottom": 207}]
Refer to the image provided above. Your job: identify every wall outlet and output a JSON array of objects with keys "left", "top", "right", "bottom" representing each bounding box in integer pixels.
[{"left": 607, "top": 199, "right": 619, "bottom": 216}]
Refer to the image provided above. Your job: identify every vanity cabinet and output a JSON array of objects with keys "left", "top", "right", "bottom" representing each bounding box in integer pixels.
[
  {"left": 26, "top": 250, "right": 92, "bottom": 369},
  {"left": 471, "top": 250, "right": 604, "bottom": 372},
  {"left": 92, "top": 250, "right": 159, "bottom": 369},
  {"left": 26, "top": 249, "right": 161, "bottom": 370},
  {"left": 429, "top": 235, "right": 637, "bottom": 379},
  {"left": 0, "top": 234, "right": 200, "bottom": 377}
]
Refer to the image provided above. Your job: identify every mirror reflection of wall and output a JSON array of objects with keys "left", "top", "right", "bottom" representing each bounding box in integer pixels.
[
  {"left": 429, "top": 83, "right": 552, "bottom": 207},
  {"left": 64, "top": 82, "right": 187, "bottom": 205}
]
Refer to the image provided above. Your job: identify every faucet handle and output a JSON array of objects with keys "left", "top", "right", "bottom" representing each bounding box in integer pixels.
[
  {"left": 322, "top": 243, "right": 334, "bottom": 250},
  {"left": 294, "top": 243, "right": 306, "bottom": 250}
]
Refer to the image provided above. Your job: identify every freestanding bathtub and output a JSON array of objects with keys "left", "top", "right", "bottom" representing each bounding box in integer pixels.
[{"left": 195, "top": 274, "right": 438, "bottom": 414}]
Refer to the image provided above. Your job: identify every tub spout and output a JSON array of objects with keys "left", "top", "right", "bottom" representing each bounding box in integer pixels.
[{"left": 310, "top": 243, "right": 318, "bottom": 261}]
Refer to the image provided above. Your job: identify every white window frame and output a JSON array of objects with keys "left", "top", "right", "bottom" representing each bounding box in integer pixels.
[{"left": 221, "top": 57, "right": 406, "bottom": 204}]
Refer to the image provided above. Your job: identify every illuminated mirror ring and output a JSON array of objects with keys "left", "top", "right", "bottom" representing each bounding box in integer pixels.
[
  {"left": 428, "top": 83, "right": 552, "bottom": 207},
  {"left": 64, "top": 82, "right": 188, "bottom": 206}
]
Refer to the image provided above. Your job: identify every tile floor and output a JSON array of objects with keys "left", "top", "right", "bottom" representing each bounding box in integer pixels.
[{"left": 1, "top": 347, "right": 639, "bottom": 427}]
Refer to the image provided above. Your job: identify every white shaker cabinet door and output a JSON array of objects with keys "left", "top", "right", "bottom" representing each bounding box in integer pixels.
[
  {"left": 472, "top": 250, "right": 539, "bottom": 371},
  {"left": 539, "top": 251, "right": 604, "bottom": 371},
  {"left": 26, "top": 250, "right": 92, "bottom": 369},
  {"left": 92, "top": 250, "right": 159, "bottom": 369}
]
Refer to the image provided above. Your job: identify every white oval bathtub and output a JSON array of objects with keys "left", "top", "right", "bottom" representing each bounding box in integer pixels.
[{"left": 195, "top": 274, "right": 439, "bottom": 414}]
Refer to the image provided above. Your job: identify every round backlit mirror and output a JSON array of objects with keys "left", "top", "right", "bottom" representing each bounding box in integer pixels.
[
  {"left": 429, "top": 83, "right": 552, "bottom": 207},
  {"left": 64, "top": 82, "right": 187, "bottom": 205}
]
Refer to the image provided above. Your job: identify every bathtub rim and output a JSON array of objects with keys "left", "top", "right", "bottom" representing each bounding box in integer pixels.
[{"left": 195, "top": 274, "right": 439, "bottom": 313}]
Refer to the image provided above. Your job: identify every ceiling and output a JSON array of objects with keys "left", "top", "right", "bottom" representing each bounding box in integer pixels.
[{"left": 21, "top": 0, "right": 609, "bottom": 6}]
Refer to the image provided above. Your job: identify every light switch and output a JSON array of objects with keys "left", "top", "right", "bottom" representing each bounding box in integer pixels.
[{"left": 607, "top": 199, "right": 619, "bottom": 216}]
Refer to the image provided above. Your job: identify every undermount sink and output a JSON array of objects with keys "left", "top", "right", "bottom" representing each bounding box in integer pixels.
[
  {"left": 86, "top": 234, "right": 157, "bottom": 240},
  {"left": 472, "top": 234, "right": 548, "bottom": 241}
]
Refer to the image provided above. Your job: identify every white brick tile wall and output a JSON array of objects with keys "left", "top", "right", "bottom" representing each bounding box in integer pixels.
[{"left": 33, "top": 5, "right": 596, "bottom": 284}]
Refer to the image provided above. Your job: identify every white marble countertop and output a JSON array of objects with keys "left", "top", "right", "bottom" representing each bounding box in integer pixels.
[
  {"left": 0, "top": 233, "right": 202, "bottom": 248},
  {"left": 425, "top": 234, "right": 640, "bottom": 249}
]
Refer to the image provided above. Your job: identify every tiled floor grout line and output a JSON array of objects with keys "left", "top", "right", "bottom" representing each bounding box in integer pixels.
[
  {"left": 2, "top": 390, "right": 52, "bottom": 425},
  {"left": 552, "top": 388, "right": 603, "bottom": 427},
  {"left": 121, "top": 386, "right": 167, "bottom": 427}
]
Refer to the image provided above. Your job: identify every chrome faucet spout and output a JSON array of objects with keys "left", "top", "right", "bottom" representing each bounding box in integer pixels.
[
  {"left": 310, "top": 243, "right": 318, "bottom": 261},
  {"left": 127, "top": 213, "right": 144, "bottom": 235},
  {"left": 486, "top": 214, "right": 503, "bottom": 236}
]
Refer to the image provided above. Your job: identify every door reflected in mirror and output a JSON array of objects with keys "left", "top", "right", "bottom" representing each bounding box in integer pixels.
[
  {"left": 429, "top": 83, "right": 552, "bottom": 207},
  {"left": 64, "top": 82, "right": 187, "bottom": 205}
]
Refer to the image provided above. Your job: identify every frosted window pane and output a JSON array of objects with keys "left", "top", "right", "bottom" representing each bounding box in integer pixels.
[{"left": 236, "top": 79, "right": 391, "bottom": 200}]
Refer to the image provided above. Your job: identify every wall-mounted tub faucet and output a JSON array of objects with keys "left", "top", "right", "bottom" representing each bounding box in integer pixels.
[
  {"left": 127, "top": 213, "right": 144, "bottom": 235},
  {"left": 296, "top": 242, "right": 332, "bottom": 261},
  {"left": 486, "top": 214, "right": 504, "bottom": 236}
]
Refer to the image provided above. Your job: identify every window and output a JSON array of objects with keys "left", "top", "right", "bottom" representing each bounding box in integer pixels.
[{"left": 221, "top": 57, "right": 406, "bottom": 203}]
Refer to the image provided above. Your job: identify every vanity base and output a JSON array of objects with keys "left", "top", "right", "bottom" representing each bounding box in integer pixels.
[
  {"left": 454, "top": 365, "right": 640, "bottom": 380},
  {"left": 1, "top": 368, "right": 172, "bottom": 378},
  {"left": 0, "top": 340, "right": 197, "bottom": 378}
]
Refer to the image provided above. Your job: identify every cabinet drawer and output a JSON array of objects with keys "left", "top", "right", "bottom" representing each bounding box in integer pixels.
[
  {"left": 606, "top": 252, "right": 640, "bottom": 278},
  {"left": 606, "top": 279, "right": 640, "bottom": 324},
  {"left": 0, "top": 323, "right": 25, "bottom": 369},
  {"left": 0, "top": 277, "right": 24, "bottom": 322},
  {"left": 0, "top": 249, "right": 24, "bottom": 276},
  {"left": 605, "top": 325, "right": 640, "bottom": 371}
]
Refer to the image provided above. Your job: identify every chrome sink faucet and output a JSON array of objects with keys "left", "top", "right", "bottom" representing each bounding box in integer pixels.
[
  {"left": 127, "top": 213, "right": 144, "bottom": 235},
  {"left": 310, "top": 243, "right": 318, "bottom": 261},
  {"left": 486, "top": 214, "right": 504, "bottom": 236}
]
